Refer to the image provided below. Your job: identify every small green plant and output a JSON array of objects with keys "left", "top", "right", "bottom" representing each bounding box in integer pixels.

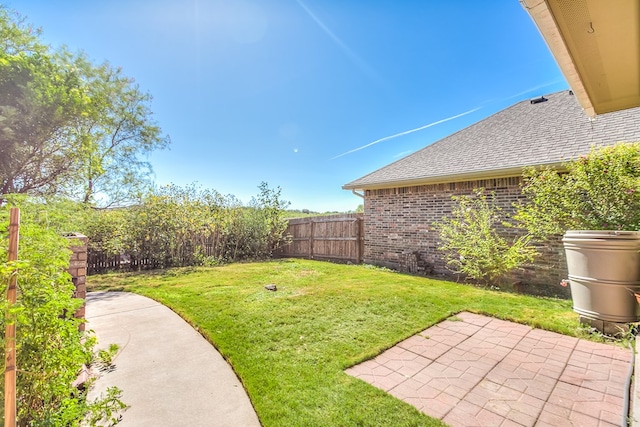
[
  {"left": 516, "top": 142, "right": 640, "bottom": 239},
  {"left": 434, "top": 189, "right": 536, "bottom": 285},
  {"left": 83, "top": 387, "right": 128, "bottom": 426},
  {"left": 95, "top": 343, "right": 120, "bottom": 372}
]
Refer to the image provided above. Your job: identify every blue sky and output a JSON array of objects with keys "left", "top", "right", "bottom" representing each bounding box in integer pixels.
[{"left": 13, "top": 0, "right": 568, "bottom": 212}]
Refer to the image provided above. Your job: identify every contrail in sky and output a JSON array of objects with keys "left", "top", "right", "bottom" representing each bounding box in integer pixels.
[
  {"left": 508, "top": 80, "right": 563, "bottom": 99},
  {"left": 294, "top": 0, "right": 379, "bottom": 83},
  {"left": 331, "top": 107, "right": 481, "bottom": 160}
]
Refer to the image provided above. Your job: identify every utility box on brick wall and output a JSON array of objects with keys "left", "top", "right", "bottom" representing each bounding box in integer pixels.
[{"left": 66, "top": 233, "right": 88, "bottom": 332}]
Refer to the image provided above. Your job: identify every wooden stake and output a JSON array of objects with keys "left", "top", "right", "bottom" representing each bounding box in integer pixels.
[{"left": 5, "top": 208, "right": 19, "bottom": 427}]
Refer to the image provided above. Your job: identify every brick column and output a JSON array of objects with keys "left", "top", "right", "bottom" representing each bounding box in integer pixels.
[{"left": 66, "top": 233, "right": 88, "bottom": 332}]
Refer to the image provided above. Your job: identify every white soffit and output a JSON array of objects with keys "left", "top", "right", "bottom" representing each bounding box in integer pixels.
[{"left": 522, "top": 0, "right": 640, "bottom": 117}]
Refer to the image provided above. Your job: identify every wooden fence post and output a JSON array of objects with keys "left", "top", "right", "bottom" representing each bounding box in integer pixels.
[
  {"left": 309, "top": 220, "right": 315, "bottom": 259},
  {"left": 356, "top": 217, "right": 364, "bottom": 264},
  {"left": 5, "top": 208, "right": 19, "bottom": 427}
]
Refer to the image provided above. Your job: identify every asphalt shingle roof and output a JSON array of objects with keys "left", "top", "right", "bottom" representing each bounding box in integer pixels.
[{"left": 343, "top": 91, "right": 640, "bottom": 189}]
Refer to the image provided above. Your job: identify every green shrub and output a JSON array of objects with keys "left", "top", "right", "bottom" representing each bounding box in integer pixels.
[
  {"left": 85, "top": 182, "right": 290, "bottom": 268},
  {"left": 516, "top": 142, "right": 640, "bottom": 238},
  {"left": 82, "top": 208, "right": 129, "bottom": 256},
  {"left": 0, "top": 208, "right": 125, "bottom": 425},
  {"left": 3, "top": 181, "right": 291, "bottom": 275},
  {"left": 247, "top": 182, "right": 291, "bottom": 258},
  {"left": 0, "top": 194, "right": 90, "bottom": 235},
  {"left": 434, "top": 189, "right": 536, "bottom": 284}
]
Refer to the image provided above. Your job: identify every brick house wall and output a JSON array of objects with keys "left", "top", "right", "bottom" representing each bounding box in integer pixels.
[{"left": 363, "top": 176, "right": 570, "bottom": 298}]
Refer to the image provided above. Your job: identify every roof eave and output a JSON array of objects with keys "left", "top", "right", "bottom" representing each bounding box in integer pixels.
[
  {"left": 522, "top": 0, "right": 640, "bottom": 117},
  {"left": 342, "top": 163, "right": 563, "bottom": 191},
  {"left": 521, "top": 0, "right": 595, "bottom": 117}
]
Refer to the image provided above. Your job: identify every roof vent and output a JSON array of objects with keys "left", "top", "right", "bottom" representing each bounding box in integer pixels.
[{"left": 530, "top": 96, "right": 548, "bottom": 104}]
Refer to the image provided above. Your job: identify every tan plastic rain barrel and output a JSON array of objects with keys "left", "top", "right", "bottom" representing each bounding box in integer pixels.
[{"left": 563, "top": 230, "right": 640, "bottom": 322}]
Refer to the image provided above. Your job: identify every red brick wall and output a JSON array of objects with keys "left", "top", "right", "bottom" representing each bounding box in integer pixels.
[
  {"left": 363, "top": 177, "right": 569, "bottom": 297},
  {"left": 67, "top": 234, "right": 88, "bottom": 331}
]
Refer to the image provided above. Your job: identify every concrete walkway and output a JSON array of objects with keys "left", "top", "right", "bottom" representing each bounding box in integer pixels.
[
  {"left": 347, "top": 312, "right": 632, "bottom": 427},
  {"left": 86, "top": 292, "right": 261, "bottom": 427}
]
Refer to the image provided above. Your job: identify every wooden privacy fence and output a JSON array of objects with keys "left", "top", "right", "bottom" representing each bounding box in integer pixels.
[
  {"left": 277, "top": 214, "right": 364, "bottom": 263},
  {"left": 87, "top": 253, "right": 158, "bottom": 275},
  {"left": 88, "top": 243, "right": 214, "bottom": 274}
]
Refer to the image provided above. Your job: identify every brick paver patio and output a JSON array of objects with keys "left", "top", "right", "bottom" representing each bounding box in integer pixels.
[{"left": 346, "top": 312, "right": 631, "bottom": 426}]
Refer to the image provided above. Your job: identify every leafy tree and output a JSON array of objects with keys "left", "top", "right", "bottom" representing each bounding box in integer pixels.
[
  {"left": 65, "top": 55, "right": 169, "bottom": 206},
  {"left": 0, "top": 11, "right": 88, "bottom": 198},
  {"left": 434, "top": 189, "right": 536, "bottom": 284},
  {"left": 0, "top": 8, "right": 42, "bottom": 56},
  {"left": 0, "top": 6, "right": 168, "bottom": 207}
]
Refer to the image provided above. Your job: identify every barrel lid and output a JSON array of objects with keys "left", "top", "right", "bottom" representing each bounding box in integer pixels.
[{"left": 563, "top": 230, "right": 640, "bottom": 240}]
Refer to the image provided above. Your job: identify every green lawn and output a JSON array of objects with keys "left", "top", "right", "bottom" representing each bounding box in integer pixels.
[{"left": 88, "top": 259, "right": 582, "bottom": 427}]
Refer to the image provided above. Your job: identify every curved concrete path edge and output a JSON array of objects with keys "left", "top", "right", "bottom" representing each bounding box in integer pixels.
[{"left": 86, "top": 291, "right": 261, "bottom": 427}]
